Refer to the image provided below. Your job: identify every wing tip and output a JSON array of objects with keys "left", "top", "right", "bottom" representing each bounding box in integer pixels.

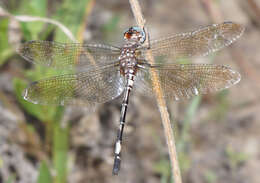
[
  {"left": 23, "top": 87, "right": 39, "bottom": 105},
  {"left": 222, "top": 21, "right": 245, "bottom": 41},
  {"left": 222, "top": 66, "right": 241, "bottom": 88},
  {"left": 16, "top": 41, "right": 35, "bottom": 62},
  {"left": 22, "top": 81, "right": 40, "bottom": 104},
  {"left": 229, "top": 68, "right": 241, "bottom": 86}
]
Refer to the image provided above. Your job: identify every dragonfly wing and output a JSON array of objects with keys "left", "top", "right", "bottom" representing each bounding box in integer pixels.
[
  {"left": 23, "top": 64, "right": 125, "bottom": 105},
  {"left": 140, "top": 22, "right": 244, "bottom": 63},
  {"left": 17, "top": 41, "right": 121, "bottom": 69},
  {"left": 135, "top": 64, "right": 240, "bottom": 100}
]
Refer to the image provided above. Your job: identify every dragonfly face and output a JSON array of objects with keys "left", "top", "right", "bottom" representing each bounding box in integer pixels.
[
  {"left": 119, "top": 27, "right": 147, "bottom": 76},
  {"left": 123, "top": 26, "right": 146, "bottom": 44}
]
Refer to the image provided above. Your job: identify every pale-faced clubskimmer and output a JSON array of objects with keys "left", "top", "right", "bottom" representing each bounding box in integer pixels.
[{"left": 17, "top": 22, "right": 244, "bottom": 175}]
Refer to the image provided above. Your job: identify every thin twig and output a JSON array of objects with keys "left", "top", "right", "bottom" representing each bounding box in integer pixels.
[
  {"left": 14, "top": 15, "right": 76, "bottom": 42},
  {"left": 129, "top": 0, "right": 182, "bottom": 182}
]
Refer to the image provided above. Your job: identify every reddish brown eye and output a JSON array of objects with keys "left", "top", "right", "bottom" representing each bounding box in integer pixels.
[{"left": 125, "top": 32, "right": 132, "bottom": 39}]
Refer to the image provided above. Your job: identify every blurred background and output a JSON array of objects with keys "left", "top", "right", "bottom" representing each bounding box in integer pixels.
[{"left": 0, "top": 0, "right": 259, "bottom": 183}]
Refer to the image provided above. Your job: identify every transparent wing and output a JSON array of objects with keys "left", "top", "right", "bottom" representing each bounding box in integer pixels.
[
  {"left": 135, "top": 64, "right": 240, "bottom": 100},
  {"left": 17, "top": 40, "right": 121, "bottom": 69},
  {"left": 23, "top": 64, "right": 125, "bottom": 105},
  {"left": 140, "top": 22, "right": 244, "bottom": 63}
]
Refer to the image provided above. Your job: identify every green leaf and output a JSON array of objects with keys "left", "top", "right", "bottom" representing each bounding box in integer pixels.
[
  {"left": 225, "top": 146, "right": 249, "bottom": 170},
  {"left": 0, "top": 18, "right": 13, "bottom": 66},
  {"left": 53, "top": 123, "right": 69, "bottom": 183},
  {"left": 37, "top": 161, "right": 52, "bottom": 183},
  {"left": 16, "top": 0, "right": 48, "bottom": 40},
  {"left": 177, "top": 151, "right": 191, "bottom": 173},
  {"left": 29, "top": 0, "right": 47, "bottom": 17},
  {"left": 21, "top": 21, "right": 46, "bottom": 40},
  {"left": 13, "top": 77, "right": 64, "bottom": 123},
  {"left": 53, "top": 0, "right": 91, "bottom": 41},
  {"left": 179, "top": 96, "right": 201, "bottom": 145},
  {"left": 17, "top": 0, "right": 46, "bottom": 16},
  {"left": 19, "top": 22, "right": 33, "bottom": 40},
  {"left": 5, "top": 174, "right": 15, "bottom": 183},
  {"left": 153, "top": 158, "right": 173, "bottom": 183},
  {"left": 204, "top": 170, "right": 217, "bottom": 183},
  {"left": 208, "top": 90, "right": 230, "bottom": 121}
]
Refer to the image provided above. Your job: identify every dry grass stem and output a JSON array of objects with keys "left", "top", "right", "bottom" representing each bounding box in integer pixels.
[
  {"left": 129, "top": 0, "right": 182, "bottom": 182},
  {"left": 77, "top": 0, "right": 95, "bottom": 42}
]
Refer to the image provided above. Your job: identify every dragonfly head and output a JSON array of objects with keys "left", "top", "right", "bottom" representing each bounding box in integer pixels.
[{"left": 124, "top": 26, "right": 146, "bottom": 44}]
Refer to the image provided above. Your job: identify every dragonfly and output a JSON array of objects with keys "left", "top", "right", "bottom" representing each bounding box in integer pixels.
[{"left": 17, "top": 21, "right": 244, "bottom": 175}]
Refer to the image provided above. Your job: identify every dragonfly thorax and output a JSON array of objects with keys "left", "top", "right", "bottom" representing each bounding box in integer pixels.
[{"left": 119, "top": 45, "right": 138, "bottom": 76}]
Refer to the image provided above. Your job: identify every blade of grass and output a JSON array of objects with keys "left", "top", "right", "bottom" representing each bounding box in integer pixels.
[
  {"left": 37, "top": 161, "right": 52, "bottom": 183},
  {"left": 53, "top": 122, "right": 69, "bottom": 183},
  {"left": 5, "top": 174, "right": 15, "bottom": 183},
  {"left": 0, "top": 17, "right": 13, "bottom": 66},
  {"left": 178, "top": 96, "right": 201, "bottom": 151}
]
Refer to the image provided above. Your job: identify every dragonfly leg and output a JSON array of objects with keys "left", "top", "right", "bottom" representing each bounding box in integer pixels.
[
  {"left": 137, "top": 60, "right": 152, "bottom": 69},
  {"left": 146, "top": 28, "right": 151, "bottom": 49}
]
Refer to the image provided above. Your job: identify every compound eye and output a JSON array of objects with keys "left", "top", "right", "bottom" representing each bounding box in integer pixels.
[
  {"left": 132, "top": 27, "right": 146, "bottom": 43},
  {"left": 124, "top": 32, "right": 132, "bottom": 40}
]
